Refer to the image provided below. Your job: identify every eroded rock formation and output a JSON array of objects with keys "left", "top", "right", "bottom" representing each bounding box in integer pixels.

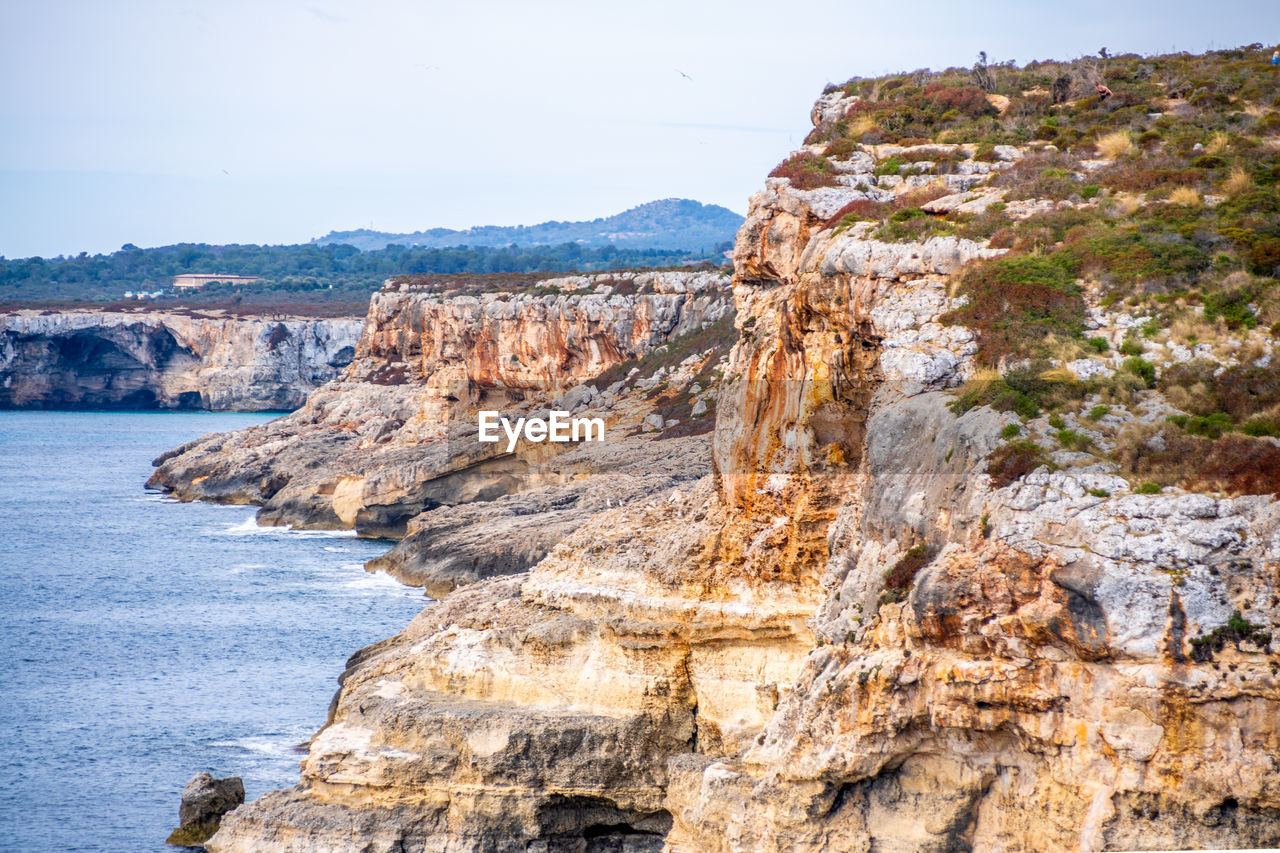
[
  {"left": 166, "top": 772, "right": 245, "bottom": 847},
  {"left": 0, "top": 310, "right": 361, "bottom": 410},
  {"left": 149, "top": 271, "right": 735, "bottom": 594},
  {"left": 170, "top": 98, "right": 1278, "bottom": 851}
]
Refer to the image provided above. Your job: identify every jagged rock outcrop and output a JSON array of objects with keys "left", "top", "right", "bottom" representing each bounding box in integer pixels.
[
  {"left": 189, "top": 86, "right": 1278, "bottom": 852},
  {"left": 167, "top": 772, "right": 245, "bottom": 847},
  {"left": 149, "top": 271, "right": 735, "bottom": 592},
  {"left": 0, "top": 310, "right": 361, "bottom": 410}
]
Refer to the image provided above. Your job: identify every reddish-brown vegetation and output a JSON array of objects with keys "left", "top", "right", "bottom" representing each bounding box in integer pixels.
[
  {"left": 987, "top": 440, "right": 1051, "bottom": 488},
  {"left": 768, "top": 152, "right": 842, "bottom": 190}
]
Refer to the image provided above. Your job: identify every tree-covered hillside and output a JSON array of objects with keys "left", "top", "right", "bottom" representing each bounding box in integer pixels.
[{"left": 0, "top": 240, "right": 726, "bottom": 309}]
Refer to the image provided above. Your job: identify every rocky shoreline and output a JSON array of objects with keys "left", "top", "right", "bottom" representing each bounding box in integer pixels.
[
  {"left": 0, "top": 309, "right": 362, "bottom": 411},
  {"left": 148, "top": 271, "right": 736, "bottom": 597},
  {"left": 154, "top": 74, "right": 1280, "bottom": 852}
]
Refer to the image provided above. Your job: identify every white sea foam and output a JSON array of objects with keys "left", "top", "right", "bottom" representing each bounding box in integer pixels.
[
  {"left": 219, "top": 517, "right": 278, "bottom": 536},
  {"left": 211, "top": 733, "right": 310, "bottom": 760},
  {"left": 218, "top": 518, "right": 359, "bottom": 538},
  {"left": 329, "top": 564, "right": 419, "bottom": 597},
  {"left": 343, "top": 573, "right": 408, "bottom": 591}
]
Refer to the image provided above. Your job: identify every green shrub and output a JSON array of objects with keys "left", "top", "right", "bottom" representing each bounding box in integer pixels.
[
  {"left": 1189, "top": 610, "right": 1273, "bottom": 662},
  {"left": 943, "top": 255, "right": 1084, "bottom": 364},
  {"left": 874, "top": 156, "right": 906, "bottom": 177},
  {"left": 1056, "top": 428, "right": 1094, "bottom": 450},
  {"left": 1168, "top": 411, "right": 1234, "bottom": 438},
  {"left": 1202, "top": 287, "right": 1259, "bottom": 329},
  {"left": 823, "top": 136, "right": 862, "bottom": 158},
  {"left": 1192, "top": 154, "right": 1229, "bottom": 169},
  {"left": 1241, "top": 416, "right": 1280, "bottom": 437},
  {"left": 1122, "top": 356, "right": 1157, "bottom": 387},
  {"left": 1135, "top": 481, "right": 1163, "bottom": 494},
  {"left": 1087, "top": 336, "right": 1110, "bottom": 353},
  {"left": 1059, "top": 223, "right": 1211, "bottom": 286},
  {"left": 1088, "top": 404, "right": 1111, "bottom": 421},
  {"left": 950, "top": 378, "right": 1041, "bottom": 419},
  {"left": 974, "top": 144, "right": 999, "bottom": 162},
  {"left": 1000, "top": 423, "right": 1022, "bottom": 439},
  {"left": 1088, "top": 487, "right": 1111, "bottom": 497},
  {"left": 1119, "top": 336, "right": 1144, "bottom": 356},
  {"left": 874, "top": 206, "right": 957, "bottom": 242}
]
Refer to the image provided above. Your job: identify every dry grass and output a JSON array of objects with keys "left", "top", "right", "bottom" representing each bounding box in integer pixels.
[
  {"left": 1205, "top": 133, "right": 1231, "bottom": 155},
  {"left": 1162, "top": 376, "right": 1212, "bottom": 414},
  {"left": 1097, "top": 131, "right": 1137, "bottom": 159},
  {"left": 1039, "top": 334, "right": 1089, "bottom": 365},
  {"left": 1039, "top": 364, "right": 1081, "bottom": 385},
  {"left": 955, "top": 366, "right": 1003, "bottom": 388},
  {"left": 1239, "top": 338, "right": 1271, "bottom": 365},
  {"left": 1107, "top": 194, "right": 1145, "bottom": 216},
  {"left": 847, "top": 115, "right": 878, "bottom": 138},
  {"left": 1169, "top": 187, "right": 1201, "bottom": 206},
  {"left": 1167, "top": 312, "right": 1223, "bottom": 347},
  {"left": 1223, "top": 167, "right": 1253, "bottom": 198}
]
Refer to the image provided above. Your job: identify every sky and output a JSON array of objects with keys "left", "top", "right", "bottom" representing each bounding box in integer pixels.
[{"left": 1, "top": 0, "right": 1276, "bottom": 258}]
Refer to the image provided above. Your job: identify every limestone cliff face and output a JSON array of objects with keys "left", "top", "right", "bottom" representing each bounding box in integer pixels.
[
  {"left": 0, "top": 310, "right": 361, "bottom": 411},
  {"left": 663, "top": 178, "right": 1280, "bottom": 852},
  {"left": 149, "top": 271, "right": 734, "bottom": 592},
  {"left": 198, "top": 135, "right": 1277, "bottom": 852}
]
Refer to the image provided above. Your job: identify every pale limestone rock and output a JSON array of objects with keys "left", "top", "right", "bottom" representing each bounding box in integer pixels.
[
  {"left": 822, "top": 234, "right": 1005, "bottom": 280},
  {"left": 177, "top": 85, "right": 1280, "bottom": 853},
  {"left": 921, "top": 189, "right": 1005, "bottom": 214},
  {"left": 811, "top": 90, "right": 859, "bottom": 125},
  {"left": 830, "top": 151, "right": 876, "bottom": 174},
  {"left": 1066, "top": 358, "right": 1115, "bottom": 380},
  {"left": 149, "top": 271, "right": 733, "bottom": 570},
  {"left": 0, "top": 310, "right": 361, "bottom": 410},
  {"left": 780, "top": 186, "right": 873, "bottom": 220}
]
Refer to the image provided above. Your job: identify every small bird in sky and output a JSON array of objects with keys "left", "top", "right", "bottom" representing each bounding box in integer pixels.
[
  {"left": 221, "top": 169, "right": 230, "bottom": 175},
  {"left": 414, "top": 64, "right": 441, "bottom": 72},
  {"left": 676, "top": 69, "right": 693, "bottom": 81}
]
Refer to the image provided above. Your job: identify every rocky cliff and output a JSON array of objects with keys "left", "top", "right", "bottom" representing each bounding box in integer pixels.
[
  {"left": 175, "top": 49, "right": 1279, "bottom": 852},
  {"left": 0, "top": 310, "right": 362, "bottom": 411},
  {"left": 149, "top": 270, "right": 735, "bottom": 595},
  {"left": 659, "top": 145, "right": 1280, "bottom": 851}
]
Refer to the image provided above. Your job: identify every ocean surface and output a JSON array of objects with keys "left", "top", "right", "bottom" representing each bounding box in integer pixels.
[{"left": 0, "top": 411, "right": 429, "bottom": 852}]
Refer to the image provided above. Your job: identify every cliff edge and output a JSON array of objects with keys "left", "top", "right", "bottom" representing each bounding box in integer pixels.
[
  {"left": 168, "top": 46, "right": 1279, "bottom": 852},
  {"left": 0, "top": 310, "right": 361, "bottom": 411}
]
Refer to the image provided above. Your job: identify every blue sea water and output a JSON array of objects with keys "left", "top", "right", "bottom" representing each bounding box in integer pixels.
[{"left": 0, "top": 411, "right": 429, "bottom": 852}]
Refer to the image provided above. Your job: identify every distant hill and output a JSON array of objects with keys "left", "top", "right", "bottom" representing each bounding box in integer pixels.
[{"left": 309, "top": 199, "right": 744, "bottom": 252}]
